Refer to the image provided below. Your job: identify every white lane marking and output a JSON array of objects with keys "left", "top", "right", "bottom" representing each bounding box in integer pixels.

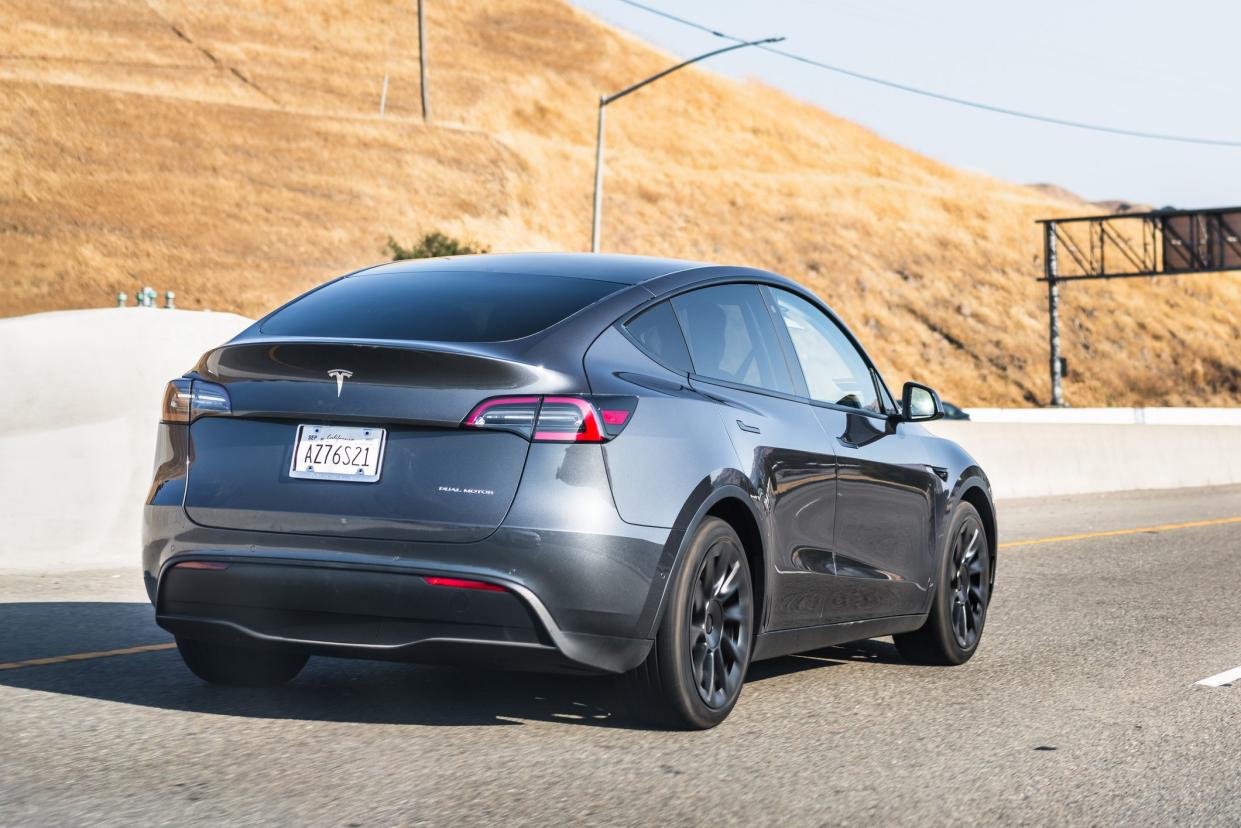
[{"left": 1196, "top": 666, "right": 1241, "bottom": 688}]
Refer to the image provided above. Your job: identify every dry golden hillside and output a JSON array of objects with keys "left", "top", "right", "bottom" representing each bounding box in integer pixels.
[{"left": 2, "top": 0, "right": 1239, "bottom": 406}]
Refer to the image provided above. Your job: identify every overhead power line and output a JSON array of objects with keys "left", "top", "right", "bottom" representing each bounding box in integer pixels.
[{"left": 611, "top": 0, "right": 1241, "bottom": 148}]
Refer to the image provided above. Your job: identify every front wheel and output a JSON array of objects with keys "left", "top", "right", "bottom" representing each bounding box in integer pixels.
[
  {"left": 624, "top": 517, "right": 754, "bottom": 729},
  {"left": 894, "top": 502, "right": 991, "bottom": 665},
  {"left": 176, "top": 637, "right": 308, "bottom": 687}
]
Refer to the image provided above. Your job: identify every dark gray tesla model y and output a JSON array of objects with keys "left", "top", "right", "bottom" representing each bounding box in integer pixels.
[{"left": 144, "top": 253, "right": 995, "bottom": 729}]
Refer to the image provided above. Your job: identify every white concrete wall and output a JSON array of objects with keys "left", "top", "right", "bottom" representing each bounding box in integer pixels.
[
  {"left": 2, "top": 309, "right": 1239, "bottom": 569},
  {"left": 963, "top": 407, "right": 1241, "bottom": 426},
  {"left": 0, "top": 309, "right": 252, "bottom": 571},
  {"left": 926, "top": 421, "right": 1241, "bottom": 499}
]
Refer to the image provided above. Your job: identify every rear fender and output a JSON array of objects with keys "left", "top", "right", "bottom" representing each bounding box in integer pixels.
[
  {"left": 636, "top": 474, "right": 766, "bottom": 639},
  {"left": 586, "top": 326, "right": 743, "bottom": 528}
]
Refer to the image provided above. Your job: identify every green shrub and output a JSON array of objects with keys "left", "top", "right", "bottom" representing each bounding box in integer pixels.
[{"left": 384, "top": 231, "right": 489, "bottom": 260}]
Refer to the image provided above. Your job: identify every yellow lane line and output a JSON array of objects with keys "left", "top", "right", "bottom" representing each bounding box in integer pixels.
[
  {"left": 0, "top": 642, "right": 176, "bottom": 671},
  {"left": 999, "top": 515, "right": 1241, "bottom": 550}
]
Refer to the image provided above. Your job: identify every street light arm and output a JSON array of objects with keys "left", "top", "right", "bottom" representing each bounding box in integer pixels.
[
  {"left": 601, "top": 37, "right": 784, "bottom": 107},
  {"left": 590, "top": 34, "right": 783, "bottom": 253}
]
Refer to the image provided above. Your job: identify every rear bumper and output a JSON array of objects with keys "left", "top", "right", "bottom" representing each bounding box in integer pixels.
[
  {"left": 156, "top": 558, "right": 651, "bottom": 673},
  {"left": 144, "top": 505, "right": 672, "bottom": 674}
]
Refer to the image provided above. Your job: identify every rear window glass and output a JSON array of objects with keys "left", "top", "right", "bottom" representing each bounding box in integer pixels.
[
  {"left": 624, "top": 302, "right": 692, "bottom": 373},
  {"left": 260, "top": 271, "right": 623, "bottom": 342}
]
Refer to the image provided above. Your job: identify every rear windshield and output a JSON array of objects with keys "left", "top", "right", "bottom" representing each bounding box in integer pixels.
[{"left": 260, "top": 271, "right": 623, "bottom": 342}]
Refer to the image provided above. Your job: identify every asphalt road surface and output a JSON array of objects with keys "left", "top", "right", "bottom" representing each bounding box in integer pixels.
[{"left": 3, "top": 485, "right": 1239, "bottom": 826}]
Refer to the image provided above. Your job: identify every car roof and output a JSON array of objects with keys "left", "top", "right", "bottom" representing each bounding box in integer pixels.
[{"left": 356, "top": 252, "right": 711, "bottom": 286}]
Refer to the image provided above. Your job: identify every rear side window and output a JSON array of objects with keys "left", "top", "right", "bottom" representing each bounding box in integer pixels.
[
  {"left": 671, "top": 284, "right": 794, "bottom": 394},
  {"left": 260, "top": 271, "right": 623, "bottom": 343},
  {"left": 623, "top": 302, "right": 692, "bottom": 373}
]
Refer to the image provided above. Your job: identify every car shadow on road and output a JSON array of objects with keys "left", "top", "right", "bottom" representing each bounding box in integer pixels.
[{"left": 0, "top": 601, "right": 907, "bottom": 730}]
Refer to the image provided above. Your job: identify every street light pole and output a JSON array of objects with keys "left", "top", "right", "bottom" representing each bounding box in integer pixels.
[
  {"left": 418, "top": 0, "right": 430, "bottom": 121},
  {"left": 591, "top": 99, "right": 606, "bottom": 255},
  {"left": 589, "top": 36, "right": 784, "bottom": 253}
]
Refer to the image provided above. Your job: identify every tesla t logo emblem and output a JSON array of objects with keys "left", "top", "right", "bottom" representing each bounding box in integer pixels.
[{"left": 327, "top": 369, "right": 353, "bottom": 398}]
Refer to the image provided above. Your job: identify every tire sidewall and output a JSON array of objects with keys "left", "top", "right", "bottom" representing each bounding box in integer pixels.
[{"left": 930, "top": 502, "right": 990, "bottom": 664}]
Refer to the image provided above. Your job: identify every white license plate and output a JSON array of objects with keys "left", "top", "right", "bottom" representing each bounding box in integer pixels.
[{"left": 289, "top": 424, "right": 386, "bottom": 483}]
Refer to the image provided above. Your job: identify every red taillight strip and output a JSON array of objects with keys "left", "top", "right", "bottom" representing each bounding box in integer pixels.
[
  {"left": 173, "top": 560, "right": 230, "bottom": 571},
  {"left": 463, "top": 395, "right": 627, "bottom": 443},
  {"left": 534, "top": 397, "right": 604, "bottom": 442},
  {"left": 423, "top": 576, "right": 507, "bottom": 592}
]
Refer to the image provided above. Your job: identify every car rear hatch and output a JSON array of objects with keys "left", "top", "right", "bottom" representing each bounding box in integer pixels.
[{"left": 183, "top": 340, "right": 546, "bottom": 543}]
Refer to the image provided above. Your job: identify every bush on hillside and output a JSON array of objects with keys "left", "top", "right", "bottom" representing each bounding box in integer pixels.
[{"left": 384, "top": 231, "right": 488, "bottom": 260}]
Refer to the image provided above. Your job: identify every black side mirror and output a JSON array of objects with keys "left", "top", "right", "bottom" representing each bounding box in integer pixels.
[{"left": 900, "top": 382, "right": 944, "bottom": 422}]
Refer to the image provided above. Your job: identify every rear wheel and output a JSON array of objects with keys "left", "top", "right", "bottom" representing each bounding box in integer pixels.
[
  {"left": 894, "top": 502, "right": 990, "bottom": 665},
  {"left": 176, "top": 637, "right": 308, "bottom": 687},
  {"left": 624, "top": 517, "right": 754, "bottom": 729}
]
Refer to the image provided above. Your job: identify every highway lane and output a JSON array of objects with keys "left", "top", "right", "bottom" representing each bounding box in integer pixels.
[{"left": 1, "top": 485, "right": 1239, "bottom": 826}]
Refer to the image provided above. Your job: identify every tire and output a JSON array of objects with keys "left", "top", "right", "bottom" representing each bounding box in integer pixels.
[
  {"left": 894, "top": 502, "right": 991, "bottom": 666},
  {"left": 176, "top": 637, "right": 308, "bottom": 687},
  {"left": 624, "top": 517, "right": 755, "bottom": 729}
]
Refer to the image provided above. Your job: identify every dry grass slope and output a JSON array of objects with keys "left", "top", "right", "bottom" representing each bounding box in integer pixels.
[{"left": 2, "top": 0, "right": 1238, "bottom": 405}]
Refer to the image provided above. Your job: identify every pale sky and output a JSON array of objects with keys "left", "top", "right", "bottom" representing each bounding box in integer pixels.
[{"left": 571, "top": 0, "right": 1241, "bottom": 209}]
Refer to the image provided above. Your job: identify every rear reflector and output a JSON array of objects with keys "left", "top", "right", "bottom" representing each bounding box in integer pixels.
[
  {"left": 423, "top": 576, "right": 507, "bottom": 592},
  {"left": 462, "top": 395, "right": 637, "bottom": 442},
  {"left": 601, "top": 409, "right": 630, "bottom": 426},
  {"left": 173, "top": 560, "right": 231, "bottom": 571}
]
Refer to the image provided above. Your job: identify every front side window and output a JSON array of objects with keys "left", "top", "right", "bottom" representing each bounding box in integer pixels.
[
  {"left": 770, "top": 289, "right": 880, "bottom": 412},
  {"left": 671, "top": 284, "right": 794, "bottom": 394}
]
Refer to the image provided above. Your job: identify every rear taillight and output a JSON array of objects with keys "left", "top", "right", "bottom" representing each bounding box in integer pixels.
[
  {"left": 463, "top": 395, "right": 637, "bottom": 442},
  {"left": 161, "top": 380, "right": 192, "bottom": 423},
  {"left": 534, "top": 397, "right": 603, "bottom": 442},
  {"left": 463, "top": 396, "right": 540, "bottom": 431},
  {"left": 161, "top": 379, "right": 232, "bottom": 424}
]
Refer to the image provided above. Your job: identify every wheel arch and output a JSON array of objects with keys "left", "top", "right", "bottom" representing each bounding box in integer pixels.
[
  {"left": 704, "top": 495, "right": 766, "bottom": 635},
  {"left": 957, "top": 475, "right": 997, "bottom": 588},
  {"left": 642, "top": 480, "right": 769, "bottom": 638}
]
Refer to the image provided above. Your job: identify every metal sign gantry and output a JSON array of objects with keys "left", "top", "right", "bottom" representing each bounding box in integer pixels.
[{"left": 1038, "top": 206, "right": 1241, "bottom": 406}]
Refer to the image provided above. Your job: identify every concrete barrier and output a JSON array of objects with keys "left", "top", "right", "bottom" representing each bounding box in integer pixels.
[
  {"left": 2, "top": 308, "right": 1238, "bottom": 569},
  {"left": 0, "top": 308, "right": 252, "bottom": 571},
  {"left": 926, "top": 421, "right": 1241, "bottom": 499},
  {"left": 962, "top": 407, "right": 1241, "bottom": 426}
]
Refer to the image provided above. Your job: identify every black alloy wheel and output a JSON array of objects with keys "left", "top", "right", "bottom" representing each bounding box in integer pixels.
[
  {"left": 624, "top": 517, "right": 754, "bottom": 729},
  {"left": 689, "top": 536, "right": 750, "bottom": 708},
  {"left": 948, "top": 514, "right": 987, "bottom": 649},
  {"left": 894, "top": 502, "right": 991, "bottom": 666}
]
